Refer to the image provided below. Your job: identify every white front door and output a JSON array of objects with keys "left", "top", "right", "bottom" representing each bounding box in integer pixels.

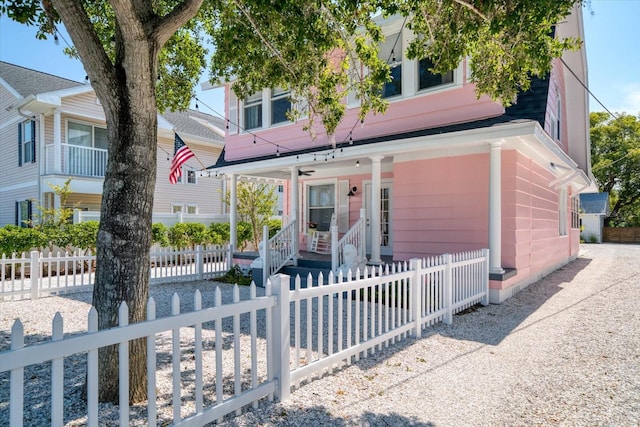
[{"left": 365, "top": 181, "right": 393, "bottom": 256}]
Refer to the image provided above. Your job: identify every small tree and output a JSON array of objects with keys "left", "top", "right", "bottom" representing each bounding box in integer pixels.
[{"left": 225, "top": 182, "right": 278, "bottom": 250}]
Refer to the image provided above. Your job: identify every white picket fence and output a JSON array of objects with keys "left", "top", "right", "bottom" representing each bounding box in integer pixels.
[
  {"left": 0, "top": 249, "right": 489, "bottom": 426},
  {"left": 0, "top": 244, "right": 232, "bottom": 301}
]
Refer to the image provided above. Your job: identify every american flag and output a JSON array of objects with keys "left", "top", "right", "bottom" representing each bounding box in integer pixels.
[{"left": 169, "top": 133, "right": 194, "bottom": 184}]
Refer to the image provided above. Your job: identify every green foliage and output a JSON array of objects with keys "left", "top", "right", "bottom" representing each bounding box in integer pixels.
[
  {"left": 168, "top": 222, "right": 211, "bottom": 249},
  {"left": 225, "top": 182, "right": 278, "bottom": 250},
  {"left": 590, "top": 112, "right": 640, "bottom": 227},
  {"left": 215, "top": 264, "right": 252, "bottom": 286},
  {"left": 152, "top": 223, "right": 170, "bottom": 247},
  {"left": 209, "top": 222, "right": 230, "bottom": 245},
  {"left": 236, "top": 222, "right": 253, "bottom": 252},
  {"left": 267, "top": 219, "right": 282, "bottom": 239},
  {"left": 68, "top": 221, "right": 100, "bottom": 252},
  {"left": 0, "top": 225, "right": 48, "bottom": 255}
]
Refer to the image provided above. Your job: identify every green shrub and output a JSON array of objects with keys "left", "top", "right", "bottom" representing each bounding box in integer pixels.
[
  {"left": 267, "top": 218, "right": 282, "bottom": 238},
  {"left": 209, "top": 222, "right": 230, "bottom": 245},
  {"left": 236, "top": 222, "right": 253, "bottom": 252},
  {"left": 0, "top": 225, "right": 48, "bottom": 255},
  {"left": 168, "top": 222, "right": 211, "bottom": 248},
  {"left": 215, "top": 264, "right": 252, "bottom": 286},
  {"left": 152, "top": 223, "right": 170, "bottom": 247},
  {"left": 68, "top": 221, "right": 99, "bottom": 251}
]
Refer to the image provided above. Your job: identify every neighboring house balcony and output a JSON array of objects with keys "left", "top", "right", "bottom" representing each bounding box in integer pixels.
[{"left": 44, "top": 143, "right": 108, "bottom": 178}]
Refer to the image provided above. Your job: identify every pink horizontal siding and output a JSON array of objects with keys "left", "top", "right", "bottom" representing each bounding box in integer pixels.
[{"left": 224, "top": 84, "right": 505, "bottom": 161}]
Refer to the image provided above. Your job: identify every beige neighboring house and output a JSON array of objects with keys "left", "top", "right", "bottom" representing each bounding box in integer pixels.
[{"left": 0, "top": 61, "right": 226, "bottom": 228}]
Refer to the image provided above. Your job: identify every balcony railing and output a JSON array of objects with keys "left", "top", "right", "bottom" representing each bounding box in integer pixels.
[{"left": 45, "top": 143, "right": 108, "bottom": 178}]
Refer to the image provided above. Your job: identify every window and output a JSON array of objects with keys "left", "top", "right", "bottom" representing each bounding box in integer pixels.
[
  {"left": 559, "top": 188, "right": 568, "bottom": 236},
  {"left": 244, "top": 92, "right": 262, "bottom": 130},
  {"left": 307, "top": 183, "right": 335, "bottom": 231},
  {"left": 186, "top": 170, "right": 197, "bottom": 185},
  {"left": 16, "top": 200, "right": 32, "bottom": 228},
  {"left": 277, "top": 185, "right": 284, "bottom": 193},
  {"left": 571, "top": 196, "right": 580, "bottom": 229},
  {"left": 186, "top": 204, "right": 198, "bottom": 214},
  {"left": 555, "top": 90, "right": 562, "bottom": 141},
  {"left": 379, "top": 33, "right": 402, "bottom": 98},
  {"left": 271, "top": 87, "right": 291, "bottom": 125},
  {"left": 172, "top": 204, "right": 183, "bottom": 213},
  {"left": 67, "top": 122, "right": 108, "bottom": 176},
  {"left": 19, "top": 120, "right": 36, "bottom": 166},
  {"left": 418, "top": 57, "right": 454, "bottom": 90}
]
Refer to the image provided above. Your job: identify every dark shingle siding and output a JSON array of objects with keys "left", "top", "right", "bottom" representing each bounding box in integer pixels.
[
  {"left": 0, "top": 61, "right": 83, "bottom": 97},
  {"left": 505, "top": 75, "right": 550, "bottom": 127}
]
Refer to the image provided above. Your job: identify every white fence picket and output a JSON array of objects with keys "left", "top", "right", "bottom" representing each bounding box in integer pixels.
[{"left": 1, "top": 249, "right": 489, "bottom": 426}]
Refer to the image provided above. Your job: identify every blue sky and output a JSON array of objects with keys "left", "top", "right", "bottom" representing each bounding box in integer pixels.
[{"left": 1, "top": 0, "right": 639, "bottom": 117}]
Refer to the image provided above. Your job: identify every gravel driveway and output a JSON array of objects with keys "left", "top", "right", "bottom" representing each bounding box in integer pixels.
[
  {"left": 227, "top": 243, "right": 640, "bottom": 426},
  {"left": 1, "top": 243, "right": 639, "bottom": 426}
]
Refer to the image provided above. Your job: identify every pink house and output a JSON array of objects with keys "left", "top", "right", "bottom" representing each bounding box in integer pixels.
[{"left": 204, "top": 5, "right": 595, "bottom": 303}]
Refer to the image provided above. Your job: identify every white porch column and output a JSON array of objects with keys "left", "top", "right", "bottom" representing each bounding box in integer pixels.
[
  {"left": 290, "top": 167, "right": 300, "bottom": 259},
  {"left": 229, "top": 174, "right": 238, "bottom": 250},
  {"left": 488, "top": 141, "right": 504, "bottom": 274},
  {"left": 53, "top": 109, "right": 62, "bottom": 173},
  {"left": 370, "top": 155, "right": 383, "bottom": 265}
]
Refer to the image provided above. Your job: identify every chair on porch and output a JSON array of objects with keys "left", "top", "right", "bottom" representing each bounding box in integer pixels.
[{"left": 310, "top": 214, "right": 335, "bottom": 254}]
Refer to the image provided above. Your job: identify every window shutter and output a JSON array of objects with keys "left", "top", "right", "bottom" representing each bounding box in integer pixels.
[
  {"left": 18, "top": 123, "right": 22, "bottom": 166},
  {"left": 15, "top": 202, "right": 19, "bottom": 226},
  {"left": 30, "top": 120, "right": 36, "bottom": 163}
]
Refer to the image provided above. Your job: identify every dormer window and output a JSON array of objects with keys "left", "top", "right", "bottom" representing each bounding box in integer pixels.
[
  {"left": 271, "top": 87, "right": 291, "bottom": 125},
  {"left": 418, "top": 57, "right": 454, "bottom": 90},
  {"left": 244, "top": 91, "right": 262, "bottom": 130},
  {"left": 379, "top": 33, "right": 402, "bottom": 98}
]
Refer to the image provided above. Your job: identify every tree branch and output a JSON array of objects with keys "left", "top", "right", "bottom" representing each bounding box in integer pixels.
[
  {"left": 153, "top": 0, "right": 204, "bottom": 47},
  {"left": 49, "top": 0, "right": 116, "bottom": 100}
]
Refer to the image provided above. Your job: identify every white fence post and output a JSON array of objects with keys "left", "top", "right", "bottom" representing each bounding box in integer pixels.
[
  {"left": 196, "top": 245, "right": 204, "bottom": 280},
  {"left": 262, "top": 225, "right": 269, "bottom": 287},
  {"left": 227, "top": 243, "right": 234, "bottom": 270},
  {"left": 270, "top": 274, "right": 291, "bottom": 401},
  {"left": 30, "top": 251, "right": 40, "bottom": 300},
  {"left": 444, "top": 253, "right": 453, "bottom": 325},
  {"left": 331, "top": 224, "right": 339, "bottom": 272},
  {"left": 10, "top": 320, "right": 24, "bottom": 427},
  {"left": 410, "top": 258, "right": 422, "bottom": 339},
  {"left": 482, "top": 248, "right": 490, "bottom": 305}
]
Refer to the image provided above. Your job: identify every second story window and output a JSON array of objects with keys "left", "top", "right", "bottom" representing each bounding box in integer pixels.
[
  {"left": 379, "top": 32, "right": 402, "bottom": 98},
  {"left": 67, "top": 122, "right": 108, "bottom": 177},
  {"left": 19, "top": 120, "right": 36, "bottom": 166},
  {"left": 271, "top": 87, "right": 291, "bottom": 125},
  {"left": 186, "top": 169, "right": 197, "bottom": 184},
  {"left": 244, "top": 91, "right": 262, "bottom": 130},
  {"left": 418, "top": 57, "right": 454, "bottom": 90}
]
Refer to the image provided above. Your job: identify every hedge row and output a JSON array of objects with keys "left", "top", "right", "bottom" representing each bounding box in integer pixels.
[{"left": 0, "top": 220, "right": 282, "bottom": 256}]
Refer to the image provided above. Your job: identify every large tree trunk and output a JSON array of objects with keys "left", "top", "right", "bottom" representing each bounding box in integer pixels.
[{"left": 92, "top": 53, "right": 158, "bottom": 404}]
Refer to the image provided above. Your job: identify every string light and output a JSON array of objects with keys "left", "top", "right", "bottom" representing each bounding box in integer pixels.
[{"left": 356, "top": 160, "right": 360, "bottom": 167}]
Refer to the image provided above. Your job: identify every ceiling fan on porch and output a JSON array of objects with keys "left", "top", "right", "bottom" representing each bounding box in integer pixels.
[{"left": 298, "top": 169, "right": 315, "bottom": 176}]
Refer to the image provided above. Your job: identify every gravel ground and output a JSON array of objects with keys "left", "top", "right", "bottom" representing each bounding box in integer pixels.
[{"left": 1, "top": 243, "right": 639, "bottom": 426}]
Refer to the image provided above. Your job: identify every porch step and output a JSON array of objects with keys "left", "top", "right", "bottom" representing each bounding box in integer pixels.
[{"left": 279, "top": 265, "right": 333, "bottom": 288}]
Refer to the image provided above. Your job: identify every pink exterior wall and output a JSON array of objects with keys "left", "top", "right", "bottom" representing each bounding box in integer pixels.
[
  {"left": 224, "top": 82, "right": 505, "bottom": 162},
  {"left": 495, "top": 150, "right": 578, "bottom": 291},
  {"left": 393, "top": 154, "right": 490, "bottom": 259}
]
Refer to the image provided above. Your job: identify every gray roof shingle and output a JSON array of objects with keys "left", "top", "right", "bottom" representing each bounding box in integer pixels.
[
  {"left": 161, "top": 109, "right": 225, "bottom": 144},
  {"left": 0, "top": 61, "right": 83, "bottom": 97}
]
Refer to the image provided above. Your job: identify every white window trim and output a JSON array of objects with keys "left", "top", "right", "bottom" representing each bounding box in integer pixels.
[
  {"left": 186, "top": 204, "right": 198, "bottom": 214},
  {"left": 304, "top": 178, "right": 338, "bottom": 232},
  {"left": 171, "top": 203, "right": 184, "bottom": 213},
  {"left": 559, "top": 188, "right": 568, "bottom": 236},
  {"left": 186, "top": 168, "right": 198, "bottom": 185},
  {"left": 66, "top": 119, "right": 108, "bottom": 148}
]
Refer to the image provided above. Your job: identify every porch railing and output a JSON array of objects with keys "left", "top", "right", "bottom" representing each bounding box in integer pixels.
[
  {"left": 331, "top": 208, "right": 366, "bottom": 272},
  {"left": 45, "top": 143, "right": 108, "bottom": 177},
  {"left": 262, "top": 218, "right": 298, "bottom": 285}
]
